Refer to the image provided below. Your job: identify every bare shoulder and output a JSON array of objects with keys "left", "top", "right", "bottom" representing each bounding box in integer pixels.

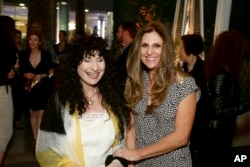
[{"left": 175, "top": 68, "right": 190, "bottom": 84}]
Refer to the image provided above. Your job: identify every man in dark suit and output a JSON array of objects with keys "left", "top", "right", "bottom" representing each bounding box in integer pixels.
[{"left": 116, "top": 21, "right": 138, "bottom": 93}]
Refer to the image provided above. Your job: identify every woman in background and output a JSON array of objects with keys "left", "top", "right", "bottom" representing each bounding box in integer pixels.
[
  {"left": 178, "top": 34, "right": 211, "bottom": 166},
  {"left": 19, "top": 32, "right": 54, "bottom": 150},
  {"left": 204, "top": 30, "right": 250, "bottom": 166}
]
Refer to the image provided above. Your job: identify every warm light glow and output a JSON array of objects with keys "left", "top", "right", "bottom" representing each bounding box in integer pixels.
[
  {"left": 97, "top": 20, "right": 101, "bottom": 36},
  {"left": 16, "top": 22, "right": 25, "bottom": 26},
  {"left": 61, "top": 2, "right": 67, "bottom": 5},
  {"left": 85, "top": 9, "right": 89, "bottom": 12},
  {"left": 68, "top": 23, "right": 75, "bottom": 30},
  {"left": 19, "top": 3, "right": 25, "bottom": 7},
  {"left": 102, "top": 21, "right": 105, "bottom": 38}
]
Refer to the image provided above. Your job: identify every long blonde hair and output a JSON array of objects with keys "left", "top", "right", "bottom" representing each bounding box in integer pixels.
[{"left": 124, "top": 22, "right": 177, "bottom": 114}]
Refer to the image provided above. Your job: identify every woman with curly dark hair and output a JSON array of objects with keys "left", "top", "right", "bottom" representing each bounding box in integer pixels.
[{"left": 36, "top": 35, "right": 130, "bottom": 167}]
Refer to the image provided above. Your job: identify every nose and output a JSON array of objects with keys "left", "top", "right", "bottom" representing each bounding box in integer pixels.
[
  {"left": 147, "top": 46, "right": 153, "bottom": 55},
  {"left": 91, "top": 61, "right": 99, "bottom": 71}
]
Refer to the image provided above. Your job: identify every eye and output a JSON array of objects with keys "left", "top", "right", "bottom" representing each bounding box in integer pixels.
[
  {"left": 153, "top": 43, "right": 161, "bottom": 48},
  {"left": 141, "top": 43, "right": 148, "bottom": 47},
  {"left": 83, "top": 57, "right": 90, "bottom": 62},
  {"left": 97, "top": 57, "right": 104, "bottom": 62}
]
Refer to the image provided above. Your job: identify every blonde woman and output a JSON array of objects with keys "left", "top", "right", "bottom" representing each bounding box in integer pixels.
[{"left": 114, "top": 22, "right": 200, "bottom": 166}]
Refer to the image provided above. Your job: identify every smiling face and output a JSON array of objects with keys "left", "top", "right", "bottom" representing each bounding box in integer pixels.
[
  {"left": 77, "top": 50, "right": 105, "bottom": 87},
  {"left": 140, "top": 31, "right": 163, "bottom": 73}
]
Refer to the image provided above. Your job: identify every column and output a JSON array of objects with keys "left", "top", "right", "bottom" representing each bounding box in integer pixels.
[
  {"left": 75, "top": 0, "right": 86, "bottom": 31},
  {"left": 213, "top": 0, "right": 232, "bottom": 39},
  {"left": 0, "top": 0, "right": 3, "bottom": 15},
  {"left": 58, "top": 1, "right": 69, "bottom": 31}
]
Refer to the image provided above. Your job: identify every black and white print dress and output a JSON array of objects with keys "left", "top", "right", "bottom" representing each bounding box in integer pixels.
[{"left": 134, "top": 71, "right": 200, "bottom": 167}]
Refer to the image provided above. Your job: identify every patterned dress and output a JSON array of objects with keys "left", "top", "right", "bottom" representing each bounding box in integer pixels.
[{"left": 134, "top": 71, "right": 199, "bottom": 167}]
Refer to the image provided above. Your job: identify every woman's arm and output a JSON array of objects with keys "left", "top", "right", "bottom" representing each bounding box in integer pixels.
[
  {"left": 126, "top": 113, "right": 135, "bottom": 167},
  {"left": 114, "top": 92, "right": 196, "bottom": 161},
  {"left": 126, "top": 113, "right": 135, "bottom": 150}
]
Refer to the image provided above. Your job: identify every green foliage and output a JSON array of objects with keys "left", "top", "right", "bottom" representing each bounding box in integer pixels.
[
  {"left": 112, "top": 0, "right": 177, "bottom": 56},
  {"left": 113, "top": 0, "right": 176, "bottom": 28}
]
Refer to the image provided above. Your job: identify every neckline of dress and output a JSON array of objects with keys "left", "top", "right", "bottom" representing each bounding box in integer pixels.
[{"left": 81, "top": 110, "right": 107, "bottom": 120}]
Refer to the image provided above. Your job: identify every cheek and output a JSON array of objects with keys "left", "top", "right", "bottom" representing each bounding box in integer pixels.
[
  {"left": 156, "top": 49, "right": 162, "bottom": 55},
  {"left": 77, "top": 63, "right": 85, "bottom": 73},
  {"left": 96, "top": 61, "right": 105, "bottom": 71},
  {"left": 140, "top": 56, "right": 147, "bottom": 65},
  {"left": 140, "top": 51, "right": 145, "bottom": 60},
  {"left": 140, "top": 48, "right": 146, "bottom": 56},
  {"left": 77, "top": 66, "right": 82, "bottom": 76},
  {"left": 179, "top": 49, "right": 185, "bottom": 59},
  {"left": 100, "top": 64, "right": 105, "bottom": 72}
]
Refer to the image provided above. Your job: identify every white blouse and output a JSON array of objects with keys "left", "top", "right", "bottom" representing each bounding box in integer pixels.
[{"left": 79, "top": 110, "right": 117, "bottom": 167}]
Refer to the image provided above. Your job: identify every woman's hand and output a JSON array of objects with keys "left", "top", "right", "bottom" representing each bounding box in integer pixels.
[
  {"left": 34, "top": 74, "right": 44, "bottom": 82},
  {"left": 114, "top": 148, "right": 141, "bottom": 162},
  {"left": 24, "top": 72, "right": 35, "bottom": 80},
  {"left": 7, "top": 68, "right": 15, "bottom": 79}
]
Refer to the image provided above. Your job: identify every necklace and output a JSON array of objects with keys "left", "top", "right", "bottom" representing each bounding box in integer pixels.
[{"left": 86, "top": 88, "right": 97, "bottom": 105}]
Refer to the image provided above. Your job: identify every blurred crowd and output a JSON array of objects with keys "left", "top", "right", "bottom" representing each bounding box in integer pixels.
[{"left": 0, "top": 16, "right": 250, "bottom": 167}]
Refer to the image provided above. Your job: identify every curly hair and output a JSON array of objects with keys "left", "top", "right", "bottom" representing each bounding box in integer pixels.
[
  {"left": 205, "top": 30, "right": 249, "bottom": 80},
  {"left": 56, "top": 35, "right": 130, "bottom": 137}
]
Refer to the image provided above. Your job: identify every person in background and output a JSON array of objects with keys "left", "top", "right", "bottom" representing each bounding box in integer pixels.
[
  {"left": 70, "top": 30, "right": 88, "bottom": 47},
  {"left": 0, "top": 15, "right": 16, "bottom": 166},
  {"left": 54, "top": 30, "right": 70, "bottom": 65},
  {"left": 204, "top": 30, "right": 250, "bottom": 166},
  {"left": 53, "top": 30, "right": 71, "bottom": 76},
  {"left": 36, "top": 35, "right": 131, "bottom": 167},
  {"left": 178, "top": 34, "right": 211, "bottom": 166},
  {"left": 15, "top": 29, "right": 23, "bottom": 52},
  {"left": 179, "top": 34, "right": 204, "bottom": 73},
  {"left": 19, "top": 31, "right": 54, "bottom": 152},
  {"left": 12, "top": 29, "right": 25, "bottom": 130},
  {"left": 23, "top": 22, "right": 54, "bottom": 56},
  {"left": 115, "top": 21, "right": 138, "bottom": 93},
  {"left": 114, "top": 22, "right": 200, "bottom": 166}
]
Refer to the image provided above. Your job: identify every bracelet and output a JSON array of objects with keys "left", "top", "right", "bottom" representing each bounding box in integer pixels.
[{"left": 40, "top": 74, "right": 47, "bottom": 78}]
